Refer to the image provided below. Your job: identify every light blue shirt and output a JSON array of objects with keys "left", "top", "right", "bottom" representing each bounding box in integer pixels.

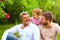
[{"left": 2, "top": 22, "right": 40, "bottom": 40}]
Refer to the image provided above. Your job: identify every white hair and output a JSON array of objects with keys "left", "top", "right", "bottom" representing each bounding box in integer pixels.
[{"left": 19, "top": 12, "right": 28, "bottom": 20}]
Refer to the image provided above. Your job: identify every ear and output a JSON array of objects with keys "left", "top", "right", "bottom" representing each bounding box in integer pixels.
[{"left": 47, "top": 19, "right": 50, "bottom": 23}]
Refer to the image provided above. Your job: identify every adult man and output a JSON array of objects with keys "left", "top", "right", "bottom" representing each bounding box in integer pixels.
[
  {"left": 2, "top": 12, "right": 40, "bottom": 40},
  {"left": 39, "top": 12, "right": 60, "bottom": 40}
]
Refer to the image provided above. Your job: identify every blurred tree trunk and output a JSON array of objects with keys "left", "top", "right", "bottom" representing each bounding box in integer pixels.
[{"left": 0, "top": 0, "right": 4, "bottom": 2}]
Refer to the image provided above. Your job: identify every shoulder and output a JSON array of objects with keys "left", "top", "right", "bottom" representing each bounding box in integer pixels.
[
  {"left": 30, "top": 22, "right": 39, "bottom": 29},
  {"left": 15, "top": 24, "right": 22, "bottom": 27},
  {"left": 52, "top": 22, "right": 60, "bottom": 29},
  {"left": 39, "top": 24, "right": 44, "bottom": 28},
  {"left": 52, "top": 22, "right": 59, "bottom": 27},
  {"left": 10, "top": 24, "right": 22, "bottom": 29},
  {"left": 31, "top": 23, "right": 40, "bottom": 32},
  {"left": 38, "top": 25, "right": 44, "bottom": 30}
]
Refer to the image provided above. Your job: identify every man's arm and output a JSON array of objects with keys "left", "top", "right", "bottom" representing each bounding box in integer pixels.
[
  {"left": 33, "top": 26, "right": 40, "bottom": 40},
  {"left": 1, "top": 25, "right": 19, "bottom": 40},
  {"left": 55, "top": 23, "right": 60, "bottom": 34}
]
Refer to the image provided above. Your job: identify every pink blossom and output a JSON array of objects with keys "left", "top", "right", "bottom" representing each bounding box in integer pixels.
[{"left": 6, "top": 13, "right": 10, "bottom": 19}]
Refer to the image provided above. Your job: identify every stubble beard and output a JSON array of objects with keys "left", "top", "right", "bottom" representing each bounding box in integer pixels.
[{"left": 42, "top": 22, "right": 48, "bottom": 26}]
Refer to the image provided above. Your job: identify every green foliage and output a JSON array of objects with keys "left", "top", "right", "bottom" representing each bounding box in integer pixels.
[
  {"left": 22, "top": 0, "right": 39, "bottom": 16},
  {"left": 37, "top": 0, "right": 60, "bottom": 24},
  {"left": 0, "top": 2, "right": 6, "bottom": 24},
  {"left": 52, "top": 0, "right": 60, "bottom": 24},
  {"left": 3, "top": 0, "right": 39, "bottom": 24},
  {"left": 0, "top": 2, "right": 6, "bottom": 19},
  {"left": 3, "top": 0, "right": 24, "bottom": 23},
  {"left": 0, "top": 0, "right": 60, "bottom": 24}
]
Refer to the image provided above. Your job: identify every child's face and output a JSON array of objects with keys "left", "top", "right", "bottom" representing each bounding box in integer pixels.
[{"left": 32, "top": 12, "right": 38, "bottom": 19}]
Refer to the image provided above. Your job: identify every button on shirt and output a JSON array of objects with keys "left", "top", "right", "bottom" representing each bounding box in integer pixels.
[{"left": 2, "top": 22, "right": 40, "bottom": 40}]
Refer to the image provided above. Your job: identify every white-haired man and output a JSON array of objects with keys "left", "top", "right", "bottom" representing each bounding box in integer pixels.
[{"left": 2, "top": 12, "right": 40, "bottom": 40}]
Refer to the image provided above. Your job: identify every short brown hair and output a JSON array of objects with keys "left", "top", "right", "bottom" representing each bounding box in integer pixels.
[
  {"left": 32, "top": 8, "right": 42, "bottom": 16},
  {"left": 42, "top": 12, "right": 53, "bottom": 22}
]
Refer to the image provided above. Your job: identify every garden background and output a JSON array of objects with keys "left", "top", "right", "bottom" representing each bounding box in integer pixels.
[{"left": 0, "top": 0, "right": 60, "bottom": 40}]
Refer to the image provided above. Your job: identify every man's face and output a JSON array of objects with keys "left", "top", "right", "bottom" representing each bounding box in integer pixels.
[
  {"left": 41, "top": 15, "right": 48, "bottom": 26},
  {"left": 21, "top": 14, "right": 30, "bottom": 26}
]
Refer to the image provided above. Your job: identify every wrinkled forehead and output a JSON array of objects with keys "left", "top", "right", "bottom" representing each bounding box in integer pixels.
[{"left": 22, "top": 14, "right": 30, "bottom": 18}]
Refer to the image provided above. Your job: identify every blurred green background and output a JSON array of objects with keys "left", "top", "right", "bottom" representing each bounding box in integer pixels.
[{"left": 0, "top": 0, "right": 60, "bottom": 40}]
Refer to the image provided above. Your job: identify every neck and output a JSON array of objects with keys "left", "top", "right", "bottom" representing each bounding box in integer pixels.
[{"left": 21, "top": 24, "right": 28, "bottom": 29}]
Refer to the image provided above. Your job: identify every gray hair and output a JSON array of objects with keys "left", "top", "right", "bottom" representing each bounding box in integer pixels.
[{"left": 19, "top": 12, "right": 28, "bottom": 20}]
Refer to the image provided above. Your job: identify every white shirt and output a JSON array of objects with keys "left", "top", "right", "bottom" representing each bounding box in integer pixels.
[{"left": 2, "top": 22, "right": 40, "bottom": 40}]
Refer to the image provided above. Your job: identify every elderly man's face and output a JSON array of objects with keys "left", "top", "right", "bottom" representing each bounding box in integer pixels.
[{"left": 21, "top": 14, "right": 30, "bottom": 26}]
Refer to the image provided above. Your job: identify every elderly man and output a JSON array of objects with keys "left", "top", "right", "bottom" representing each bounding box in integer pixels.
[
  {"left": 2, "top": 12, "right": 40, "bottom": 40},
  {"left": 39, "top": 12, "right": 60, "bottom": 40}
]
